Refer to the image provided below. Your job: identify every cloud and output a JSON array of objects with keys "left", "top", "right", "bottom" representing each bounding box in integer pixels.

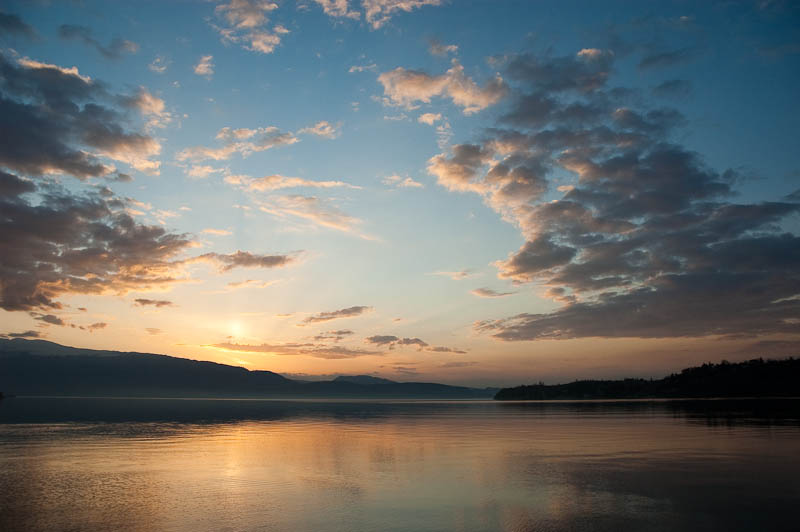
[
  {"left": 202, "top": 228, "right": 232, "bottom": 236},
  {"left": 187, "top": 165, "right": 223, "bottom": 179},
  {"left": 430, "top": 270, "right": 474, "bottom": 280},
  {"left": 362, "top": 0, "right": 442, "bottom": 29},
  {"left": 383, "top": 174, "right": 423, "bottom": 188},
  {"left": 32, "top": 314, "right": 65, "bottom": 326},
  {"left": 470, "top": 287, "right": 515, "bottom": 298},
  {"left": 224, "top": 279, "right": 279, "bottom": 290},
  {"left": 314, "top": 0, "right": 361, "bottom": 21},
  {"left": 303, "top": 305, "right": 372, "bottom": 324},
  {"left": 0, "top": 12, "right": 37, "bottom": 38},
  {"left": 421, "top": 48, "right": 800, "bottom": 342},
  {"left": 86, "top": 322, "right": 107, "bottom": 332},
  {"left": 428, "top": 40, "right": 458, "bottom": 57},
  {"left": 349, "top": 63, "right": 377, "bottom": 73},
  {"left": 194, "top": 55, "right": 214, "bottom": 77},
  {"left": 313, "top": 329, "right": 355, "bottom": 342},
  {"left": 378, "top": 60, "right": 506, "bottom": 114},
  {"left": 256, "top": 195, "right": 371, "bottom": 238},
  {"left": 213, "top": 0, "right": 288, "bottom": 54},
  {"left": 134, "top": 298, "right": 174, "bottom": 308},
  {"left": 0, "top": 53, "right": 162, "bottom": 177},
  {"left": 417, "top": 112, "right": 441, "bottom": 125},
  {"left": 214, "top": 341, "right": 381, "bottom": 359},
  {"left": 148, "top": 55, "right": 169, "bottom": 74},
  {"left": 638, "top": 47, "right": 696, "bottom": 70},
  {"left": 0, "top": 171, "right": 297, "bottom": 313},
  {"left": 0, "top": 177, "right": 194, "bottom": 311},
  {"left": 313, "top": 0, "right": 442, "bottom": 29},
  {"left": 652, "top": 79, "right": 691, "bottom": 99},
  {"left": 58, "top": 25, "right": 139, "bottom": 60},
  {"left": 438, "top": 360, "right": 476, "bottom": 368},
  {"left": 365, "top": 334, "right": 466, "bottom": 353},
  {"left": 226, "top": 173, "right": 359, "bottom": 191},
  {"left": 121, "top": 87, "right": 172, "bottom": 130},
  {"left": 177, "top": 126, "right": 298, "bottom": 161},
  {"left": 298, "top": 120, "right": 340, "bottom": 139},
  {"left": 145, "top": 327, "right": 162, "bottom": 335},
  {"left": 2, "top": 330, "right": 41, "bottom": 339},
  {"left": 428, "top": 346, "right": 467, "bottom": 354},
  {"left": 195, "top": 250, "right": 299, "bottom": 272}
]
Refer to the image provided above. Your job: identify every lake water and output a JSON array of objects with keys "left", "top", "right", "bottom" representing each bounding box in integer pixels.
[{"left": 1, "top": 397, "right": 798, "bottom": 532}]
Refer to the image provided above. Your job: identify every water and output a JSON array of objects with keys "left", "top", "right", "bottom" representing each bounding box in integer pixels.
[{"left": 1, "top": 398, "right": 798, "bottom": 532}]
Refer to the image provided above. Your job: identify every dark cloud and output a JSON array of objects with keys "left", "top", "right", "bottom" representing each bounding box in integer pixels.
[
  {"left": 439, "top": 360, "right": 477, "bottom": 368},
  {"left": 0, "top": 12, "right": 36, "bottom": 38},
  {"left": 3, "top": 330, "right": 41, "bottom": 339},
  {"left": 365, "top": 334, "right": 466, "bottom": 353},
  {"left": 638, "top": 47, "right": 696, "bottom": 70},
  {"left": 58, "top": 24, "right": 139, "bottom": 60},
  {"left": 0, "top": 171, "right": 35, "bottom": 197},
  {"left": 365, "top": 335, "right": 400, "bottom": 346},
  {"left": 428, "top": 346, "right": 468, "bottom": 354},
  {"left": 0, "top": 53, "right": 161, "bottom": 178},
  {"left": 32, "top": 314, "right": 65, "bottom": 326},
  {"left": 313, "top": 330, "right": 355, "bottom": 342},
  {"left": 303, "top": 306, "right": 372, "bottom": 324},
  {"left": 652, "top": 79, "right": 692, "bottom": 99},
  {"left": 0, "top": 177, "right": 193, "bottom": 311},
  {"left": 86, "top": 322, "right": 107, "bottom": 332},
  {"left": 424, "top": 48, "right": 800, "bottom": 342},
  {"left": 197, "top": 250, "right": 298, "bottom": 272},
  {"left": 134, "top": 299, "right": 174, "bottom": 308}
]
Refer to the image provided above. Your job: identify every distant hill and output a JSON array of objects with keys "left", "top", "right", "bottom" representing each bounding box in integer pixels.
[
  {"left": 333, "top": 375, "right": 397, "bottom": 385},
  {"left": 0, "top": 339, "right": 494, "bottom": 399},
  {"left": 494, "top": 358, "right": 800, "bottom": 400}
]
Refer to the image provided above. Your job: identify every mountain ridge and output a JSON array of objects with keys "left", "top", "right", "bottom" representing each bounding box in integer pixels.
[{"left": 0, "top": 338, "right": 495, "bottom": 399}]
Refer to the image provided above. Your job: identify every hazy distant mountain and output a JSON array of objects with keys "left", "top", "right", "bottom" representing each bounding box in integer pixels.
[
  {"left": 0, "top": 339, "right": 495, "bottom": 399},
  {"left": 494, "top": 358, "right": 800, "bottom": 400},
  {"left": 333, "top": 375, "right": 397, "bottom": 385}
]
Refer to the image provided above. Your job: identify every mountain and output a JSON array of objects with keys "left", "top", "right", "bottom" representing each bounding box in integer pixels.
[
  {"left": 333, "top": 375, "right": 397, "bottom": 385},
  {"left": 494, "top": 358, "right": 800, "bottom": 400},
  {"left": 0, "top": 339, "right": 494, "bottom": 399}
]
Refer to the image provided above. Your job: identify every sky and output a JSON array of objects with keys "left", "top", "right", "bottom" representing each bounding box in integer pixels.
[{"left": 0, "top": 0, "right": 799, "bottom": 387}]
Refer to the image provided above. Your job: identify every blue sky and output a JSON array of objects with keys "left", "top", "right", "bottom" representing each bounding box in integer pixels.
[{"left": 1, "top": 0, "right": 799, "bottom": 386}]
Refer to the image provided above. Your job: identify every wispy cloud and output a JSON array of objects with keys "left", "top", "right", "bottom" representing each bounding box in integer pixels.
[
  {"left": 134, "top": 299, "right": 175, "bottom": 308},
  {"left": 58, "top": 24, "right": 138, "bottom": 60},
  {"left": 383, "top": 174, "right": 423, "bottom": 188},
  {"left": 302, "top": 305, "right": 372, "bottom": 324},
  {"left": 470, "top": 287, "right": 515, "bottom": 298},
  {"left": 213, "top": 341, "right": 381, "bottom": 359},
  {"left": 193, "top": 55, "right": 214, "bottom": 77}
]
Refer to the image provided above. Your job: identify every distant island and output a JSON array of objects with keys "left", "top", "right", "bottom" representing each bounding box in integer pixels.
[
  {"left": 494, "top": 358, "right": 800, "bottom": 400},
  {"left": 0, "top": 339, "right": 496, "bottom": 399}
]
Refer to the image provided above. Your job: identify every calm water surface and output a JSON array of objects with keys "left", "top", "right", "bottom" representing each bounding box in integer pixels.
[{"left": 1, "top": 397, "right": 798, "bottom": 532}]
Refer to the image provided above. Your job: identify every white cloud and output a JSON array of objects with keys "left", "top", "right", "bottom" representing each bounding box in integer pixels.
[
  {"left": 298, "top": 120, "right": 340, "bottom": 139},
  {"left": 194, "top": 55, "right": 214, "bottom": 77},
  {"left": 214, "top": 0, "right": 288, "bottom": 54},
  {"left": 378, "top": 60, "right": 506, "bottom": 115},
  {"left": 225, "top": 173, "right": 359, "bottom": 191},
  {"left": 148, "top": 55, "right": 169, "bottom": 74},
  {"left": 417, "top": 112, "right": 441, "bottom": 125},
  {"left": 383, "top": 174, "right": 423, "bottom": 188}
]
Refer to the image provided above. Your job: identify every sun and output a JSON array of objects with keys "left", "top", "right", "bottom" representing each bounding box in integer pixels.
[{"left": 228, "top": 320, "right": 244, "bottom": 338}]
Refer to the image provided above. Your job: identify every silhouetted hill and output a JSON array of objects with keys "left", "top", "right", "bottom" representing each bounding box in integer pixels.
[
  {"left": 494, "top": 358, "right": 800, "bottom": 400},
  {"left": 0, "top": 339, "right": 493, "bottom": 398}
]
